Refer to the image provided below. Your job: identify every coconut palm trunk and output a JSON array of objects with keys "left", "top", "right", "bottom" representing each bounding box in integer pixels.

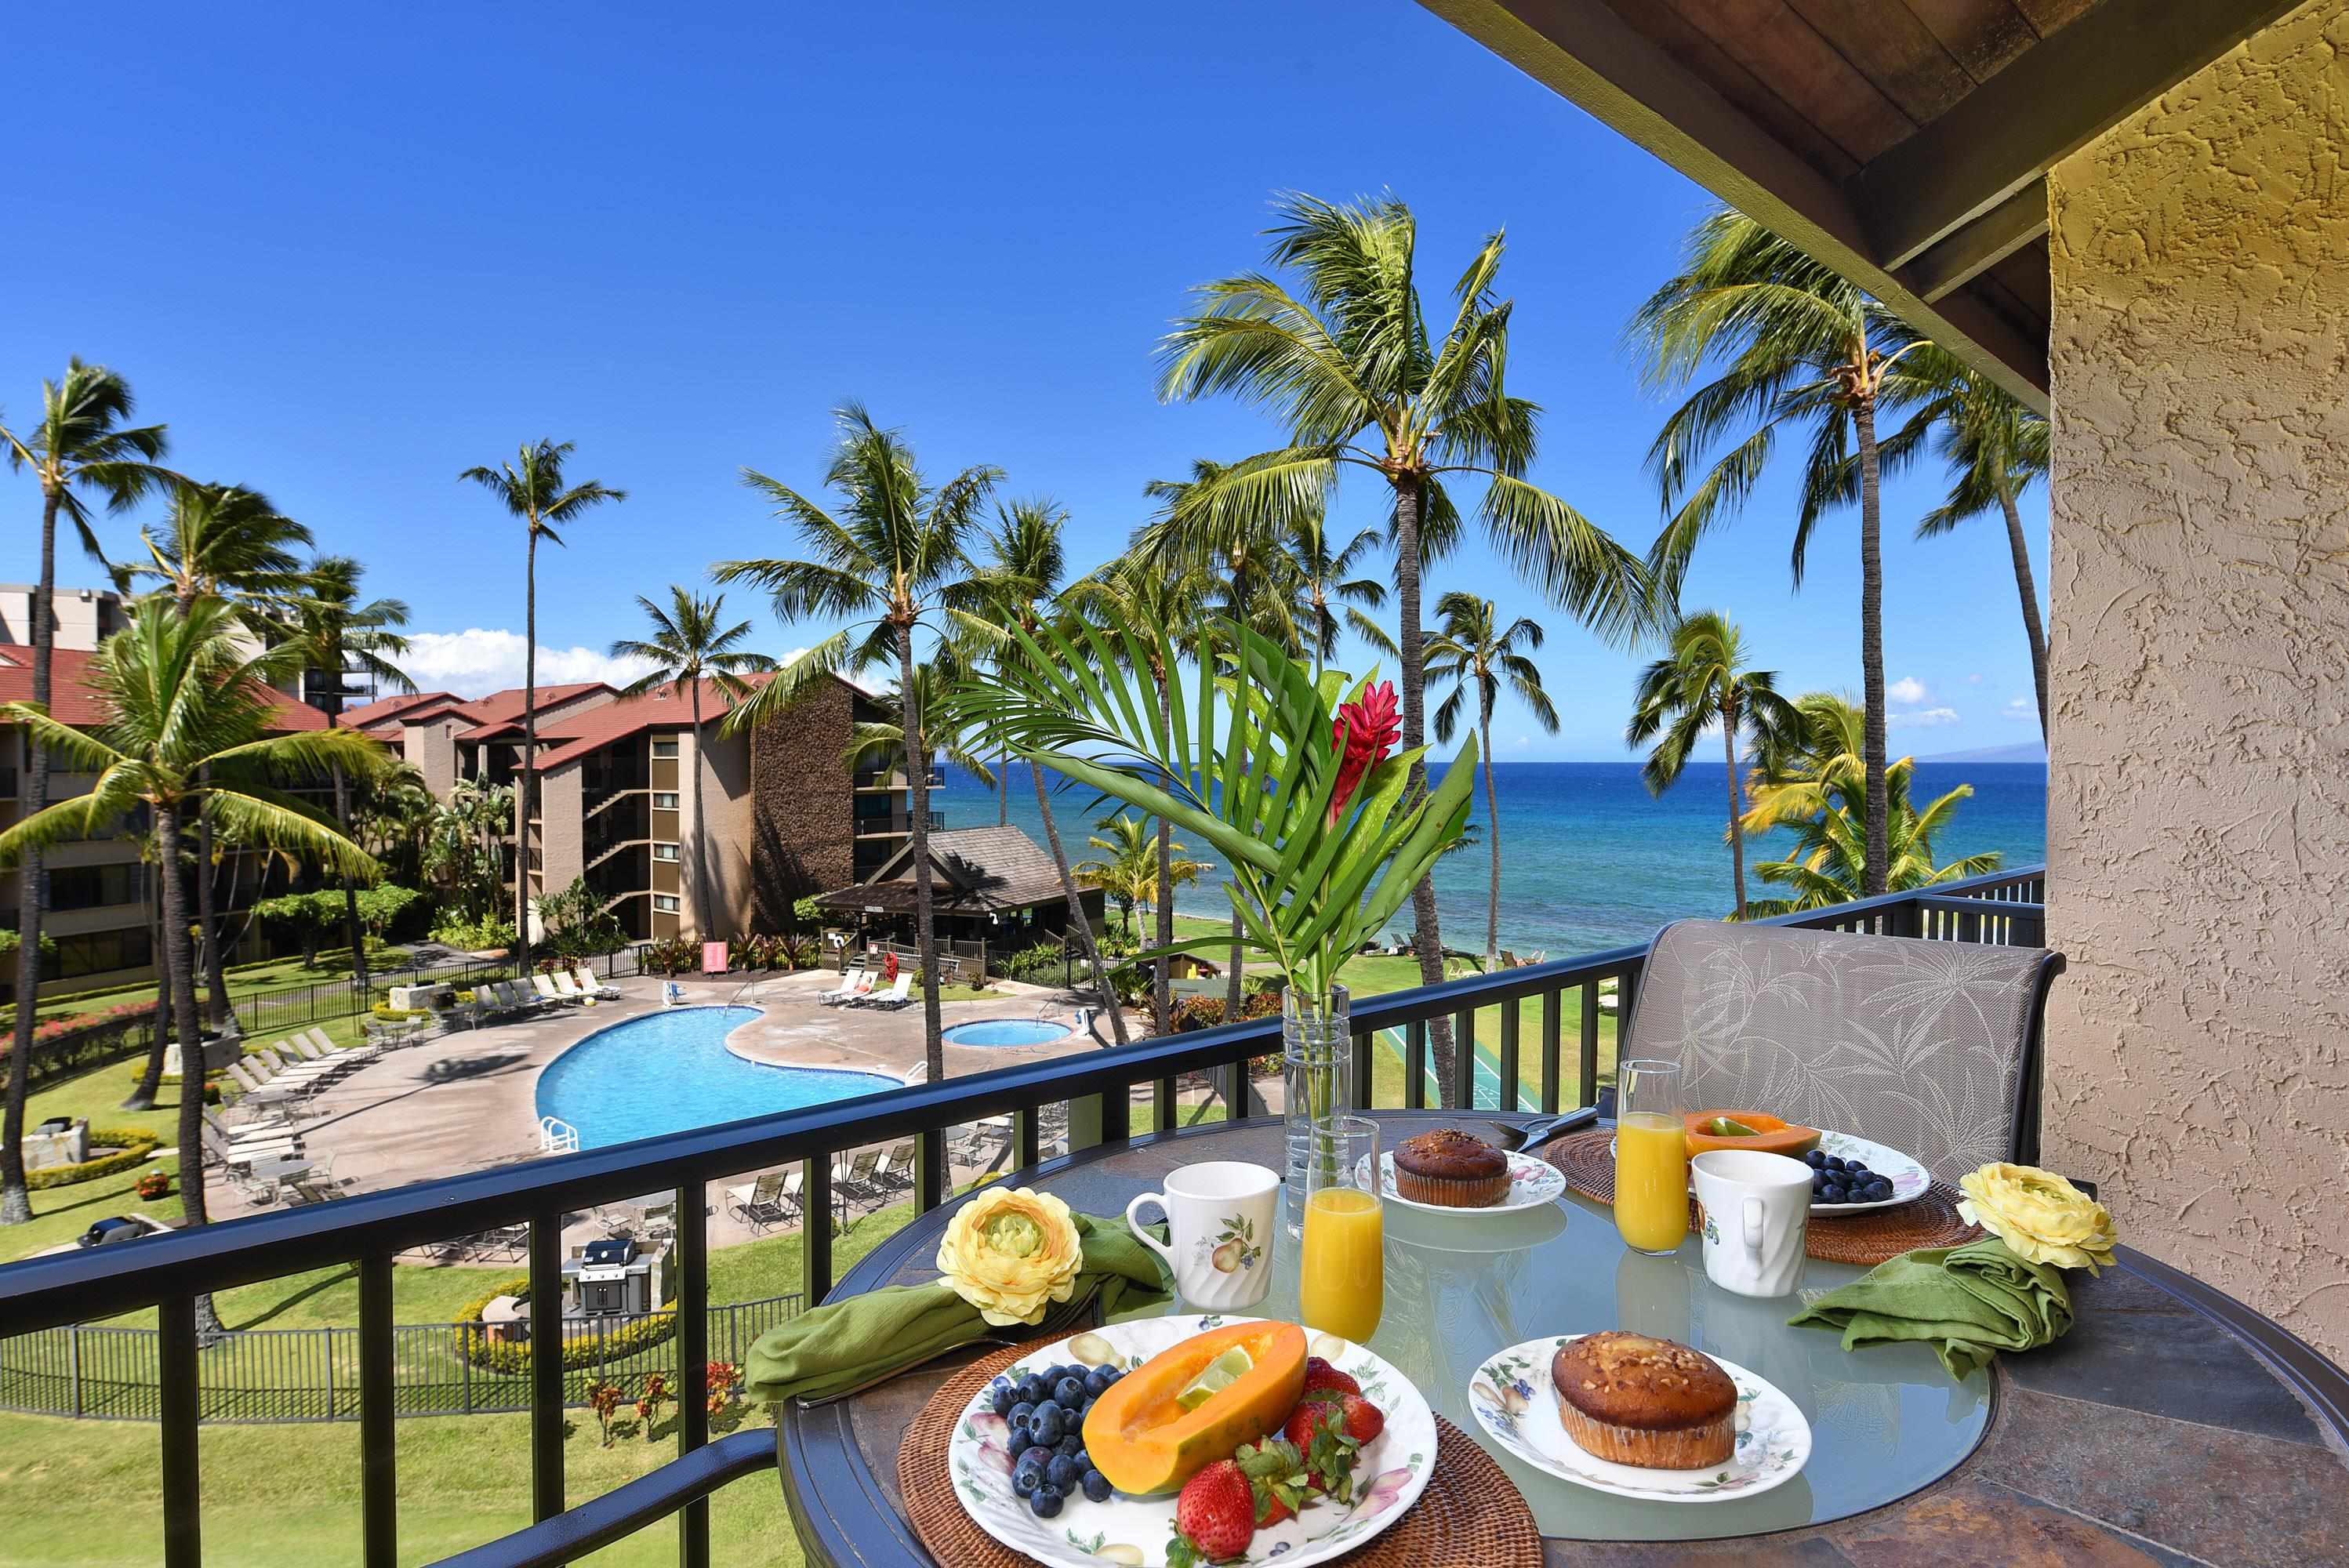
[
  {"left": 518, "top": 525, "right": 539, "bottom": 967},
  {"left": 0, "top": 488, "right": 61, "bottom": 1222},
  {"left": 155, "top": 799, "right": 223, "bottom": 1337},
  {"left": 332, "top": 760, "right": 368, "bottom": 994},
  {"left": 1392, "top": 481, "right": 1458, "bottom": 1101},
  {"left": 1853, "top": 399, "right": 1889, "bottom": 897},
  {"left": 194, "top": 797, "right": 234, "bottom": 1028},
  {"left": 1479, "top": 704, "right": 1501, "bottom": 969},
  {"left": 1149, "top": 679, "right": 1175, "bottom": 1036},
  {"left": 1995, "top": 474, "right": 2051, "bottom": 734},
  {"left": 123, "top": 927, "right": 172, "bottom": 1112},
  {"left": 1722, "top": 691, "right": 1748, "bottom": 919},
  {"left": 1031, "top": 762, "right": 1128, "bottom": 1048},
  {"left": 897, "top": 624, "right": 944, "bottom": 1082}
]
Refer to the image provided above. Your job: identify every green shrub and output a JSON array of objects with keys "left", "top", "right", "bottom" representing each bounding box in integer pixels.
[
  {"left": 25, "top": 1127, "right": 164, "bottom": 1190},
  {"left": 998, "top": 942, "right": 1069, "bottom": 985},
  {"left": 430, "top": 913, "right": 516, "bottom": 950},
  {"left": 370, "top": 1003, "right": 433, "bottom": 1022},
  {"left": 453, "top": 1275, "right": 680, "bottom": 1373},
  {"left": 1166, "top": 991, "right": 1281, "bottom": 1034}
]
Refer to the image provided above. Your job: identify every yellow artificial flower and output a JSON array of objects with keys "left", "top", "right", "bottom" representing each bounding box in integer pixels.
[
  {"left": 1958, "top": 1163, "right": 2118, "bottom": 1273},
  {"left": 936, "top": 1185, "right": 1084, "bottom": 1325}
]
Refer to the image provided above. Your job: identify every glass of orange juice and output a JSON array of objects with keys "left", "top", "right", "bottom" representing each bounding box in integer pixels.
[
  {"left": 1614, "top": 1059, "right": 1690, "bottom": 1255},
  {"left": 1298, "top": 1116, "right": 1383, "bottom": 1343}
]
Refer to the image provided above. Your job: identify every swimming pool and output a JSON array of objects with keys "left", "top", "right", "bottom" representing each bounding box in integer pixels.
[
  {"left": 942, "top": 1018, "right": 1073, "bottom": 1048},
  {"left": 535, "top": 1007, "right": 900, "bottom": 1149}
]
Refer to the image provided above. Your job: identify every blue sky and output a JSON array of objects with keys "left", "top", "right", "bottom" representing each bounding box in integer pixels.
[{"left": 2, "top": 0, "right": 2046, "bottom": 760}]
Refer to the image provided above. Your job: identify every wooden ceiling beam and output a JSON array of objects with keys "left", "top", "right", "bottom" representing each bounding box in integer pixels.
[
  {"left": 1901, "top": 181, "right": 2049, "bottom": 303},
  {"left": 1418, "top": 0, "right": 2051, "bottom": 406},
  {"left": 1850, "top": 0, "right": 2304, "bottom": 269}
]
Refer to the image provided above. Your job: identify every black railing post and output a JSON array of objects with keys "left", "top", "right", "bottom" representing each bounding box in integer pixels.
[
  {"left": 1450, "top": 1008, "right": 1476, "bottom": 1110},
  {"left": 1539, "top": 991, "right": 1562, "bottom": 1114},
  {"left": 1498, "top": 1001, "right": 1521, "bottom": 1116},
  {"left": 1403, "top": 1022, "right": 1427, "bottom": 1110},
  {"left": 528, "top": 1210, "right": 565, "bottom": 1521},
  {"left": 803, "top": 1158, "right": 833, "bottom": 1304},
  {"left": 1349, "top": 1031, "right": 1373, "bottom": 1111},
  {"left": 916, "top": 1129, "right": 947, "bottom": 1213},
  {"left": 676, "top": 1178, "right": 710, "bottom": 1568},
  {"left": 1015, "top": 1105, "right": 1042, "bottom": 1171},
  {"left": 159, "top": 1294, "right": 201, "bottom": 1568},
  {"left": 1099, "top": 1082, "right": 1131, "bottom": 1146},
  {"left": 1579, "top": 981, "right": 1600, "bottom": 1109},
  {"left": 359, "top": 1254, "right": 398, "bottom": 1568},
  {"left": 1154, "top": 1075, "right": 1178, "bottom": 1133}
]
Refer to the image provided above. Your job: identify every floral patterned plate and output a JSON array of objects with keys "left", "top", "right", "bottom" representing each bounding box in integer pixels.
[
  {"left": 1804, "top": 1131, "right": 1930, "bottom": 1215},
  {"left": 1360, "top": 1149, "right": 1568, "bottom": 1216},
  {"left": 948, "top": 1315, "right": 1437, "bottom": 1567},
  {"left": 1467, "top": 1334, "right": 1810, "bottom": 1503}
]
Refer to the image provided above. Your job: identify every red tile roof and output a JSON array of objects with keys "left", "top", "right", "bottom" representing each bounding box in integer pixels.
[
  {"left": 342, "top": 690, "right": 459, "bottom": 728},
  {"left": 522, "top": 677, "right": 772, "bottom": 771},
  {"left": 451, "top": 681, "right": 617, "bottom": 741},
  {"left": 0, "top": 644, "right": 330, "bottom": 732}
]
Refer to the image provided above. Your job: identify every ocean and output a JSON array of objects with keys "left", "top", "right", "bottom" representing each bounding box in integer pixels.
[{"left": 929, "top": 760, "right": 2047, "bottom": 960}]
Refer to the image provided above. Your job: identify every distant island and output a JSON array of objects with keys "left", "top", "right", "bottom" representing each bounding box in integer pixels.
[{"left": 1917, "top": 742, "right": 2047, "bottom": 764}]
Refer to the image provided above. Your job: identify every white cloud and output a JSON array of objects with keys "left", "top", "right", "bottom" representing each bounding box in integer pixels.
[
  {"left": 2003, "top": 696, "right": 2034, "bottom": 720},
  {"left": 401, "top": 629, "right": 660, "bottom": 698},
  {"left": 1887, "top": 676, "right": 1929, "bottom": 706},
  {"left": 1889, "top": 706, "right": 1962, "bottom": 728},
  {"left": 1512, "top": 734, "right": 1530, "bottom": 750},
  {"left": 1966, "top": 672, "right": 1984, "bottom": 684}
]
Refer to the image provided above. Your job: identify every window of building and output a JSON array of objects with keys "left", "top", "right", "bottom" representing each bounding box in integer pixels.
[
  {"left": 41, "top": 926, "right": 154, "bottom": 982},
  {"left": 651, "top": 739, "right": 680, "bottom": 759},
  {"left": 652, "top": 895, "right": 680, "bottom": 913},
  {"left": 47, "top": 862, "right": 147, "bottom": 912},
  {"left": 652, "top": 842, "right": 680, "bottom": 862},
  {"left": 652, "top": 792, "right": 678, "bottom": 810}
]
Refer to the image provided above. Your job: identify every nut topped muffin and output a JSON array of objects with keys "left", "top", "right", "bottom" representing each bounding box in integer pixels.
[
  {"left": 1550, "top": 1331, "right": 1737, "bottom": 1468},
  {"left": 1392, "top": 1127, "right": 1512, "bottom": 1207}
]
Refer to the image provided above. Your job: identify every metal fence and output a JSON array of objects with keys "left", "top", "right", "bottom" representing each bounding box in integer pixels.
[
  {"left": 0, "top": 1292, "right": 804, "bottom": 1425},
  {"left": 221, "top": 946, "right": 637, "bottom": 1044}
]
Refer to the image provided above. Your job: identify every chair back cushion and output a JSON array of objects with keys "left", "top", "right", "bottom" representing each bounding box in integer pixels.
[{"left": 1627, "top": 920, "right": 2057, "bottom": 1182}]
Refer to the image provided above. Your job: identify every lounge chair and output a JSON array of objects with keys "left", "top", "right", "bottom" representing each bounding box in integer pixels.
[
  {"left": 724, "top": 1171, "right": 793, "bottom": 1233},
  {"left": 202, "top": 1123, "right": 302, "bottom": 1169},
  {"left": 225, "top": 1061, "right": 303, "bottom": 1110},
  {"left": 875, "top": 1140, "right": 917, "bottom": 1195},
  {"left": 300, "top": 1026, "right": 381, "bottom": 1064},
  {"left": 205, "top": 1108, "right": 296, "bottom": 1145},
  {"left": 532, "top": 972, "right": 578, "bottom": 1006},
  {"left": 259, "top": 1046, "right": 342, "bottom": 1083},
  {"left": 819, "top": 964, "right": 870, "bottom": 1006},
  {"left": 550, "top": 971, "right": 589, "bottom": 1000},
  {"left": 283, "top": 1178, "right": 347, "bottom": 1207},
  {"left": 852, "top": 974, "right": 913, "bottom": 1011},
  {"left": 569, "top": 965, "right": 622, "bottom": 1000},
  {"left": 833, "top": 1149, "right": 884, "bottom": 1222}
]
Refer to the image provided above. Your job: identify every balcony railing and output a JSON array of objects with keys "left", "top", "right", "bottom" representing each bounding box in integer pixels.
[
  {"left": 0, "top": 868, "right": 2045, "bottom": 1568},
  {"left": 850, "top": 808, "right": 943, "bottom": 836}
]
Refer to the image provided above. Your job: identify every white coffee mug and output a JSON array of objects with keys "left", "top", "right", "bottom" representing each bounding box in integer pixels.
[
  {"left": 1691, "top": 1149, "right": 1811, "bottom": 1298},
  {"left": 1127, "top": 1161, "right": 1278, "bottom": 1310}
]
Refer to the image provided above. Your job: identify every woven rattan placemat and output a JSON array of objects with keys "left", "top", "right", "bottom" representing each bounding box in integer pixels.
[
  {"left": 1542, "top": 1128, "right": 1982, "bottom": 1266},
  {"left": 896, "top": 1336, "right": 1543, "bottom": 1568}
]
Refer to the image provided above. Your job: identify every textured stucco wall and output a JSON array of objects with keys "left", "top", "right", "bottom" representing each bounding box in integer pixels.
[{"left": 2046, "top": 0, "right": 2349, "bottom": 1359}]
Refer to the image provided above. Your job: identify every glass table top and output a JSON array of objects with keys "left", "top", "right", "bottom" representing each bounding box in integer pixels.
[{"left": 1104, "top": 1188, "right": 1988, "bottom": 1542}]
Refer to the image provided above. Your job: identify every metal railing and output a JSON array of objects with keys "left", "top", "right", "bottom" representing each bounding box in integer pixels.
[
  {"left": 0, "top": 869, "right": 2046, "bottom": 1568},
  {"left": 0, "top": 1293, "right": 804, "bottom": 1425}
]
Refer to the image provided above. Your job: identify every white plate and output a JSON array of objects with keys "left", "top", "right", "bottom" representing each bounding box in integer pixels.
[
  {"left": 1805, "top": 1130, "right": 1930, "bottom": 1214},
  {"left": 947, "top": 1315, "right": 1437, "bottom": 1568},
  {"left": 1359, "top": 1149, "right": 1568, "bottom": 1215},
  {"left": 1467, "top": 1334, "right": 1811, "bottom": 1502},
  {"left": 1613, "top": 1127, "right": 1932, "bottom": 1214}
]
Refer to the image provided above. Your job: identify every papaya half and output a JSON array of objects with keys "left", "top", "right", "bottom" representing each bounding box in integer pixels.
[
  {"left": 1683, "top": 1109, "right": 1821, "bottom": 1160},
  {"left": 1082, "top": 1320, "right": 1307, "bottom": 1496}
]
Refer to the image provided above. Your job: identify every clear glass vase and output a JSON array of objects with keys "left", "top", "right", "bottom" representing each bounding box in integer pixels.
[{"left": 1281, "top": 983, "right": 1352, "bottom": 1237}]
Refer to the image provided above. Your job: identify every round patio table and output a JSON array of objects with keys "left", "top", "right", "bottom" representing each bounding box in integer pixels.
[{"left": 779, "top": 1113, "right": 2349, "bottom": 1565}]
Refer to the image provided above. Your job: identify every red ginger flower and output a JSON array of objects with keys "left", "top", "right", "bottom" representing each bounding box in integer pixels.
[{"left": 1328, "top": 681, "right": 1400, "bottom": 826}]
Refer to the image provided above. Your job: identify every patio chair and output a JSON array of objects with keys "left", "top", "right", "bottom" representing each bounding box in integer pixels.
[
  {"left": 554, "top": 970, "right": 593, "bottom": 1000},
  {"left": 833, "top": 1149, "right": 884, "bottom": 1223},
  {"left": 854, "top": 974, "right": 913, "bottom": 1011},
  {"left": 225, "top": 1061, "right": 303, "bottom": 1110},
  {"left": 532, "top": 972, "right": 577, "bottom": 1006},
  {"left": 875, "top": 1140, "right": 917, "bottom": 1195},
  {"left": 283, "top": 1178, "right": 348, "bottom": 1207},
  {"left": 725, "top": 1171, "right": 792, "bottom": 1233},
  {"left": 1625, "top": 919, "right": 2066, "bottom": 1183},
  {"left": 201, "top": 1124, "right": 302, "bottom": 1171},
  {"left": 569, "top": 965, "right": 622, "bottom": 1000},
  {"left": 205, "top": 1108, "right": 296, "bottom": 1146},
  {"left": 259, "top": 1046, "right": 341, "bottom": 1083},
  {"left": 819, "top": 964, "right": 871, "bottom": 1006}
]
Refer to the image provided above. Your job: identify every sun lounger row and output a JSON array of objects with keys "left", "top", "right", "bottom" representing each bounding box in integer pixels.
[
  {"left": 221, "top": 1027, "right": 383, "bottom": 1110},
  {"left": 454, "top": 967, "right": 622, "bottom": 1026},
  {"left": 721, "top": 1142, "right": 922, "bottom": 1233},
  {"left": 819, "top": 964, "right": 914, "bottom": 1010}
]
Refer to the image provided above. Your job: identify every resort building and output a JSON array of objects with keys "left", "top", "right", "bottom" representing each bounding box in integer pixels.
[
  {"left": 811, "top": 823, "right": 1108, "bottom": 967},
  {"left": 0, "top": 641, "right": 330, "bottom": 999},
  {"left": 352, "top": 673, "right": 924, "bottom": 944}
]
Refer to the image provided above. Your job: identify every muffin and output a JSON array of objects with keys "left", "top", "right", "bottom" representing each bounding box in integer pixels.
[
  {"left": 1392, "top": 1127, "right": 1511, "bottom": 1207},
  {"left": 1549, "top": 1332, "right": 1737, "bottom": 1469}
]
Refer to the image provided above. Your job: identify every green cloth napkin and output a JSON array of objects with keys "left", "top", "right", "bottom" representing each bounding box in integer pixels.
[
  {"left": 742, "top": 1214, "right": 1170, "bottom": 1404},
  {"left": 1788, "top": 1235, "right": 2074, "bottom": 1379}
]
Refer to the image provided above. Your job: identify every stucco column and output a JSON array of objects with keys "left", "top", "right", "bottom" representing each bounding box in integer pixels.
[{"left": 2046, "top": 0, "right": 2349, "bottom": 1359}]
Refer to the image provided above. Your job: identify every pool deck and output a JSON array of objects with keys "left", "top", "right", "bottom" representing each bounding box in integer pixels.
[{"left": 216, "top": 969, "right": 1123, "bottom": 1249}]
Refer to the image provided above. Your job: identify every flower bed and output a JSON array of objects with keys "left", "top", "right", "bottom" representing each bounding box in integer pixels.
[
  {"left": 453, "top": 1276, "right": 680, "bottom": 1373},
  {"left": 24, "top": 1127, "right": 164, "bottom": 1190}
]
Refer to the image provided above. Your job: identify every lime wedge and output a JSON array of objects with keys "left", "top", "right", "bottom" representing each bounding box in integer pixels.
[{"left": 1175, "top": 1347, "right": 1254, "bottom": 1411}]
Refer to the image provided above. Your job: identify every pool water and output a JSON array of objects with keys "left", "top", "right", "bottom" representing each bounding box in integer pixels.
[
  {"left": 535, "top": 1007, "right": 900, "bottom": 1149},
  {"left": 942, "top": 1018, "right": 1072, "bottom": 1048}
]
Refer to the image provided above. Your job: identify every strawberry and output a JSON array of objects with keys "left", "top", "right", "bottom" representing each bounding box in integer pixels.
[
  {"left": 1234, "top": 1438, "right": 1310, "bottom": 1527},
  {"left": 1300, "top": 1356, "right": 1360, "bottom": 1399},
  {"left": 1280, "top": 1396, "right": 1364, "bottom": 1501},
  {"left": 1168, "top": 1460, "right": 1255, "bottom": 1566},
  {"left": 1338, "top": 1394, "right": 1385, "bottom": 1445}
]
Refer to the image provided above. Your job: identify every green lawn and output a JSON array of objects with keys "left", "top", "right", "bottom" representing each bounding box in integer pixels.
[{"left": 5, "top": 942, "right": 410, "bottom": 1029}]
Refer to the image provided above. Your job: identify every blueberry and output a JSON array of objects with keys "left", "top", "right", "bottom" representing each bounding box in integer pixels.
[
  {"left": 1029, "top": 1487, "right": 1064, "bottom": 1519},
  {"left": 991, "top": 1387, "right": 1018, "bottom": 1417},
  {"left": 1019, "top": 1374, "right": 1050, "bottom": 1403},
  {"left": 1012, "top": 1461, "right": 1043, "bottom": 1497},
  {"left": 1047, "top": 1454, "right": 1082, "bottom": 1490},
  {"left": 1084, "top": 1366, "right": 1115, "bottom": 1396},
  {"left": 1033, "top": 1411, "right": 1066, "bottom": 1446},
  {"left": 1054, "top": 1375, "right": 1086, "bottom": 1407},
  {"left": 1867, "top": 1179, "right": 1894, "bottom": 1201},
  {"left": 1824, "top": 1156, "right": 1846, "bottom": 1173},
  {"left": 1021, "top": 1444, "right": 1054, "bottom": 1468},
  {"left": 1845, "top": 1162, "right": 1869, "bottom": 1178},
  {"left": 1805, "top": 1149, "right": 1828, "bottom": 1168},
  {"left": 1057, "top": 1435, "right": 1086, "bottom": 1459},
  {"left": 1081, "top": 1468, "right": 1113, "bottom": 1503},
  {"left": 1009, "top": 1399, "right": 1034, "bottom": 1423}
]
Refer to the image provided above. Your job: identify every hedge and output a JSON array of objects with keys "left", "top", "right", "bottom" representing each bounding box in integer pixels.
[
  {"left": 454, "top": 1275, "right": 680, "bottom": 1374},
  {"left": 25, "top": 1127, "right": 164, "bottom": 1190}
]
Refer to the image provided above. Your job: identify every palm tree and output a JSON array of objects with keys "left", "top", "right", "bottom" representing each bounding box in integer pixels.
[
  {"left": 1076, "top": 814, "right": 1202, "bottom": 937},
  {"left": 1423, "top": 593, "right": 1557, "bottom": 967},
  {"left": 1289, "top": 510, "right": 1394, "bottom": 674},
  {"left": 961, "top": 500, "right": 1068, "bottom": 828},
  {"left": 1160, "top": 191, "right": 1647, "bottom": 1103},
  {"left": 0, "top": 599, "right": 379, "bottom": 1329},
  {"left": 608, "top": 588, "right": 774, "bottom": 940},
  {"left": 715, "top": 405, "right": 996, "bottom": 1084},
  {"left": 122, "top": 481, "right": 316, "bottom": 1030},
  {"left": 291, "top": 556, "right": 414, "bottom": 999},
  {"left": 1632, "top": 208, "right": 1929, "bottom": 898},
  {"left": 0, "top": 359, "right": 171, "bottom": 1226},
  {"left": 423, "top": 779, "right": 515, "bottom": 925},
  {"left": 1879, "top": 347, "right": 2051, "bottom": 734},
  {"left": 1067, "top": 555, "right": 1213, "bottom": 1036},
  {"left": 1625, "top": 611, "right": 1801, "bottom": 919},
  {"left": 459, "top": 441, "right": 626, "bottom": 968},
  {"left": 1737, "top": 692, "right": 1999, "bottom": 916}
]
